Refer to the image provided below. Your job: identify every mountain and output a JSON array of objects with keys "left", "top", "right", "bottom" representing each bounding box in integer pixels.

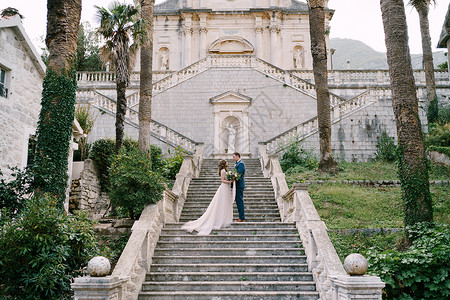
[{"left": 330, "top": 38, "right": 447, "bottom": 70}]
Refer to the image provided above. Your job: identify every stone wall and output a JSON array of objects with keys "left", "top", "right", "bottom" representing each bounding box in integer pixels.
[
  {"left": 70, "top": 159, "right": 109, "bottom": 219},
  {"left": 0, "top": 19, "right": 44, "bottom": 178}
]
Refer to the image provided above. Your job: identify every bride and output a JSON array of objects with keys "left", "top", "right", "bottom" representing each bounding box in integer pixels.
[{"left": 181, "top": 160, "right": 234, "bottom": 235}]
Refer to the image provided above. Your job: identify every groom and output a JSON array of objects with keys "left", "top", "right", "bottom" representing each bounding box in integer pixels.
[{"left": 232, "top": 152, "right": 245, "bottom": 222}]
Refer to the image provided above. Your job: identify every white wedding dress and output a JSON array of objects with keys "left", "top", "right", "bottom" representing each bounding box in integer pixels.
[{"left": 181, "top": 169, "right": 234, "bottom": 236}]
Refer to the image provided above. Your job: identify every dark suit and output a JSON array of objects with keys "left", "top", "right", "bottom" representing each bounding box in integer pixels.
[{"left": 234, "top": 160, "right": 245, "bottom": 220}]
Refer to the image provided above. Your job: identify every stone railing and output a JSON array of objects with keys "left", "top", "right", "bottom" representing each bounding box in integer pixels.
[
  {"left": 291, "top": 69, "right": 449, "bottom": 87},
  {"left": 258, "top": 145, "right": 385, "bottom": 299},
  {"left": 76, "top": 70, "right": 173, "bottom": 86},
  {"left": 263, "top": 89, "right": 377, "bottom": 154},
  {"left": 72, "top": 145, "right": 204, "bottom": 300},
  {"left": 76, "top": 90, "right": 199, "bottom": 154}
]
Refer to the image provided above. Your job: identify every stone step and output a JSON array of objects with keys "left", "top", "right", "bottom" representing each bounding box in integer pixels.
[
  {"left": 164, "top": 222, "right": 295, "bottom": 229},
  {"left": 179, "top": 217, "right": 282, "bottom": 222},
  {"left": 156, "top": 241, "right": 303, "bottom": 249},
  {"left": 180, "top": 212, "right": 280, "bottom": 218},
  {"left": 151, "top": 255, "right": 307, "bottom": 264},
  {"left": 138, "top": 291, "right": 320, "bottom": 300},
  {"left": 182, "top": 203, "right": 278, "bottom": 208},
  {"left": 145, "top": 271, "right": 313, "bottom": 282},
  {"left": 140, "top": 281, "right": 316, "bottom": 292},
  {"left": 149, "top": 263, "right": 309, "bottom": 273},
  {"left": 182, "top": 208, "right": 279, "bottom": 214},
  {"left": 153, "top": 248, "right": 305, "bottom": 256},
  {"left": 158, "top": 234, "right": 300, "bottom": 241},
  {"left": 161, "top": 228, "right": 298, "bottom": 235}
]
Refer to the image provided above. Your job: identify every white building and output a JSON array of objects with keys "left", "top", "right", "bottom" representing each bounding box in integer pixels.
[{"left": 0, "top": 15, "right": 45, "bottom": 177}]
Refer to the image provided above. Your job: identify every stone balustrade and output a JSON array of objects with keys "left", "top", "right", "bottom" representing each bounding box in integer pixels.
[
  {"left": 76, "top": 89, "right": 199, "bottom": 153},
  {"left": 76, "top": 70, "right": 173, "bottom": 85},
  {"left": 258, "top": 145, "right": 385, "bottom": 299},
  {"left": 291, "top": 69, "right": 449, "bottom": 87},
  {"left": 72, "top": 145, "right": 204, "bottom": 300}
]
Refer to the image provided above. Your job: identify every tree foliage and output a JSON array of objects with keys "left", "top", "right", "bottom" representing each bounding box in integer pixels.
[
  {"left": 0, "top": 195, "right": 98, "bottom": 299},
  {"left": 76, "top": 22, "right": 104, "bottom": 71}
]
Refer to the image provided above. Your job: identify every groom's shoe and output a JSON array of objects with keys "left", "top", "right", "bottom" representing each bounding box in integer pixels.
[{"left": 236, "top": 219, "right": 245, "bottom": 222}]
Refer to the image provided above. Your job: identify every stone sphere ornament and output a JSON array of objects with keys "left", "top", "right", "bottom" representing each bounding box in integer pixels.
[
  {"left": 343, "top": 253, "right": 368, "bottom": 276},
  {"left": 87, "top": 256, "right": 111, "bottom": 277}
]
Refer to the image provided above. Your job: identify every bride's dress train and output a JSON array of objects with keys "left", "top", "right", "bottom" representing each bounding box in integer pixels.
[{"left": 181, "top": 169, "right": 233, "bottom": 236}]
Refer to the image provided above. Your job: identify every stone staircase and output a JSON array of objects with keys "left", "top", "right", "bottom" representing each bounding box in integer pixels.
[{"left": 138, "top": 159, "right": 319, "bottom": 299}]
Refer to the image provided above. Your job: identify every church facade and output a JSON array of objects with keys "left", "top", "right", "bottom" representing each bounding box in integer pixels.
[
  {"left": 77, "top": 0, "right": 448, "bottom": 161},
  {"left": 138, "top": 0, "right": 333, "bottom": 71}
]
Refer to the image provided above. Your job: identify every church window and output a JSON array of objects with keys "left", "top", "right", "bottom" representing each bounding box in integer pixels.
[{"left": 0, "top": 67, "right": 8, "bottom": 98}]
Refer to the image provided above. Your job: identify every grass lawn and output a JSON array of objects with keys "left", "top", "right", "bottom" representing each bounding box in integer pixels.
[
  {"left": 308, "top": 184, "right": 449, "bottom": 230},
  {"left": 283, "top": 161, "right": 450, "bottom": 260},
  {"left": 285, "top": 161, "right": 449, "bottom": 185}
]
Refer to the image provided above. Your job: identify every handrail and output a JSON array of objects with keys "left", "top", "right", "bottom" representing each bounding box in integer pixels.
[{"left": 258, "top": 146, "right": 384, "bottom": 299}]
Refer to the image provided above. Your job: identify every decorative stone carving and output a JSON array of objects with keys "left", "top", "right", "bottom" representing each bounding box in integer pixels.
[
  {"left": 293, "top": 47, "right": 304, "bottom": 69},
  {"left": 344, "top": 253, "right": 368, "bottom": 275},
  {"left": 227, "top": 123, "right": 236, "bottom": 153},
  {"left": 87, "top": 256, "right": 111, "bottom": 277},
  {"left": 209, "top": 37, "right": 254, "bottom": 54}
]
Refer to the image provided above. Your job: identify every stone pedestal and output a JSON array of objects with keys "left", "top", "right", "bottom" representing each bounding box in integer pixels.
[
  {"left": 329, "top": 275, "right": 385, "bottom": 300},
  {"left": 71, "top": 276, "right": 128, "bottom": 300}
]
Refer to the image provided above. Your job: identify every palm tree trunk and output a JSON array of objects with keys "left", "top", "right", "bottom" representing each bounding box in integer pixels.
[
  {"left": 380, "top": 0, "right": 433, "bottom": 228},
  {"left": 307, "top": 0, "right": 338, "bottom": 174},
  {"left": 46, "top": 0, "right": 81, "bottom": 72},
  {"left": 33, "top": 0, "right": 82, "bottom": 207},
  {"left": 138, "top": 0, "right": 155, "bottom": 155},
  {"left": 115, "top": 39, "right": 130, "bottom": 153},
  {"left": 415, "top": 1, "right": 437, "bottom": 122}
]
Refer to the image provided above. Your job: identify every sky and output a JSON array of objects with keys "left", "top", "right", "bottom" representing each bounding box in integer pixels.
[{"left": 1, "top": 0, "right": 448, "bottom": 55}]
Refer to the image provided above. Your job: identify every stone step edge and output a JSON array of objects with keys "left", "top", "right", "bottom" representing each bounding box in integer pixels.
[
  {"left": 157, "top": 241, "right": 302, "bottom": 245},
  {"left": 164, "top": 222, "right": 295, "bottom": 225},
  {"left": 152, "top": 255, "right": 307, "bottom": 259},
  {"left": 146, "top": 271, "right": 312, "bottom": 276},
  {"left": 150, "top": 263, "right": 309, "bottom": 267},
  {"left": 139, "top": 291, "right": 319, "bottom": 296},
  {"left": 142, "top": 281, "right": 315, "bottom": 286},
  {"left": 159, "top": 234, "right": 299, "bottom": 237},
  {"left": 154, "top": 248, "right": 304, "bottom": 252}
]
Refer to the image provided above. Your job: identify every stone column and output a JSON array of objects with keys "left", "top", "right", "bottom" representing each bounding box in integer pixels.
[
  {"left": 255, "top": 26, "right": 263, "bottom": 59},
  {"left": 270, "top": 26, "right": 279, "bottom": 66},
  {"left": 214, "top": 112, "right": 220, "bottom": 153},
  {"left": 199, "top": 14, "right": 208, "bottom": 60},
  {"left": 183, "top": 14, "right": 193, "bottom": 67}
]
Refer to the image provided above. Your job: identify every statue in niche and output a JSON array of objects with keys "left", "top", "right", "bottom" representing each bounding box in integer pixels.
[
  {"left": 161, "top": 51, "right": 169, "bottom": 70},
  {"left": 227, "top": 124, "right": 236, "bottom": 153},
  {"left": 293, "top": 48, "right": 303, "bottom": 69}
]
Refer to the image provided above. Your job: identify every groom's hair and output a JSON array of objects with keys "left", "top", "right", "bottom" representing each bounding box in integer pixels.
[{"left": 233, "top": 152, "right": 241, "bottom": 158}]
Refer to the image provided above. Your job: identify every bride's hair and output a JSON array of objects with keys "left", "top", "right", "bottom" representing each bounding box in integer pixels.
[{"left": 218, "top": 159, "right": 228, "bottom": 176}]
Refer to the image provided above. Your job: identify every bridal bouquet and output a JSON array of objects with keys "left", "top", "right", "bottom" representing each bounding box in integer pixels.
[{"left": 226, "top": 170, "right": 241, "bottom": 181}]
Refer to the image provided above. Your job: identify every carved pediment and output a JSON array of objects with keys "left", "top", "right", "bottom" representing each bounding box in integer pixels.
[
  {"left": 209, "top": 37, "right": 254, "bottom": 54},
  {"left": 209, "top": 91, "right": 252, "bottom": 105}
]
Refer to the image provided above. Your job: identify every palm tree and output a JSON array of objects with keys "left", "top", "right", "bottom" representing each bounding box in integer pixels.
[
  {"left": 409, "top": 0, "right": 438, "bottom": 123},
  {"left": 380, "top": 0, "right": 433, "bottom": 229},
  {"left": 138, "top": 0, "right": 155, "bottom": 155},
  {"left": 307, "top": 0, "right": 339, "bottom": 174},
  {"left": 96, "top": 1, "right": 145, "bottom": 153},
  {"left": 33, "top": 0, "right": 82, "bottom": 206}
]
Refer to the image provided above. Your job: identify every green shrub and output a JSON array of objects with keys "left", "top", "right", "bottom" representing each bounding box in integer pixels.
[
  {"left": 367, "top": 222, "right": 450, "bottom": 299},
  {"left": 0, "top": 167, "right": 33, "bottom": 223},
  {"left": 280, "top": 143, "right": 318, "bottom": 172},
  {"left": 88, "top": 138, "right": 115, "bottom": 191},
  {"left": 426, "top": 123, "right": 450, "bottom": 148},
  {"left": 436, "top": 105, "right": 450, "bottom": 126},
  {"left": 150, "top": 144, "right": 164, "bottom": 172},
  {"left": 109, "top": 147, "right": 165, "bottom": 219},
  {"left": 428, "top": 145, "right": 450, "bottom": 157},
  {"left": 375, "top": 131, "right": 397, "bottom": 162},
  {"left": 0, "top": 195, "right": 98, "bottom": 299},
  {"left": 162, "top": 146, "right": 187, "bottom": 180}
]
